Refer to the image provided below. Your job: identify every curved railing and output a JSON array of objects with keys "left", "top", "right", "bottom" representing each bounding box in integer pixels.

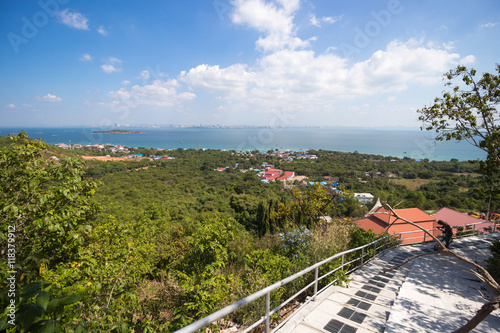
[{"left": 175, "top": 220, "right": 498, "bottom": 333}]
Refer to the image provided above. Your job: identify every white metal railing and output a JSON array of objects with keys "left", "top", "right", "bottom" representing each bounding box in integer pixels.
[{"left": 174, "top": 220, "right": 498, "bottom": 333}]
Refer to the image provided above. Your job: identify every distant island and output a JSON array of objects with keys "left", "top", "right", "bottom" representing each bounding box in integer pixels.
[{"left": 92, "top": 130, "right": 144, "bottom": 134}]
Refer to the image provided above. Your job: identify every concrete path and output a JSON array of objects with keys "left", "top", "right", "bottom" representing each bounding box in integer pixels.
[{"left": 275, "top": 233, "right": 500, "bottom": 333}]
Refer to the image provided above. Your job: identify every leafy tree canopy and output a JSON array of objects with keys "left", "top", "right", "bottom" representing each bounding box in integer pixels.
[
  {"left": 418, "top": 64, "right": 500, "bottom": 187},
  {"left": 0, "top": 132, "right": 99, "bottom": 280}
]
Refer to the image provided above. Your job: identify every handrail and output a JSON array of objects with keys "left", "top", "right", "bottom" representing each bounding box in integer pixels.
[
  {"left": 174, "top": 234, "right": 396, "bottom": 333},
  {"left": 174, "top": 221, "right": 498, "bottom": 333}
]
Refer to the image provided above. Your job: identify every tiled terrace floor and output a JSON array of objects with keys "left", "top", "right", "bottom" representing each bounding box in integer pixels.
[{"left": 275, "top": 233, "right": 500, "bottom": 333}]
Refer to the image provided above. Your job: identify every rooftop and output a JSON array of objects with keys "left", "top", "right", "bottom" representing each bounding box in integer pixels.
[
  {"left": 434, "top": 207, "right": 494, "bottom": 230},
  {"left": 355, "top": 208, "right": 438, "bottom": 243}
]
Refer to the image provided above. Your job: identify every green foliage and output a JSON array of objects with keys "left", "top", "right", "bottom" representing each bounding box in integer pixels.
[
  {"left": 0, "top": 283, "right": 83, "bottom": 332},
  {"left": 273, "top": 184, "right": 335, "bottom": 230},
  {"left": 0, "top": 132, "right": 101, "bottom": 332},
  {"left": 0, "top": 133, "right": 99, "bottom": 281},
  {"left": 417, "top": 64, "right": 500, "bottom": 191},
  {"left": 1, "top": 130, "right": 494, "bottom": 332},
  {"left": 486, "top": 240, "right": 500, "bottom": 283}
]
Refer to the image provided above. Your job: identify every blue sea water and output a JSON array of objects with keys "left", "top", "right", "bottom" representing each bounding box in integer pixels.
[{"left": 0, "top": 127, "right": 486, "bottom": 162}]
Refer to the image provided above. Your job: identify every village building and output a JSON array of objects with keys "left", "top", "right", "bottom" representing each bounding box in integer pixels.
[
  {"left": 277, "top": 171, "right": 295, "bottom": 182},
  {"left": 261, "top": 168, "right": 282, "bottom": 182},
  {"left": 355, "top": 204, "right": 438, "bottom": 244},
  {"left": 353, "top": 193, "right": 375, "bottom": 205},
  {"left": 433, "top": 207, "right": 494, "bottom": 233}
]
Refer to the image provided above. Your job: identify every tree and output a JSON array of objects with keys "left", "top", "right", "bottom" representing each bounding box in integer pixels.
[
  {"left": 417, "top": 64, "right": 500, "bottom": 188},
  {"left": 0, "top": 132, "right": 99, "bottom": 283}
]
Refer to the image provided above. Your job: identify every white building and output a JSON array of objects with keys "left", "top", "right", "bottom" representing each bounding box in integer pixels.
[{"left": 353, "top": 193, "right": 375, "bottom": 205}]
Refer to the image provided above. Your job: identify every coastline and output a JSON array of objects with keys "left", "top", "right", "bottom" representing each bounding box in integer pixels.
[{"left": 0, "top": 127, "right": 486, "bottom": 162}]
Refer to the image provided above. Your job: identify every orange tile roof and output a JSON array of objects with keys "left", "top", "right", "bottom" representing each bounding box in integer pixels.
[
  {"left": 355, "top": 207, "right": 437, "bottom": 243},
  {"left": 371, "top": 207, "right": 434, "bottom": 225},
  {"left": 355, "top": 215, "right": 389, "bottom": 234}
]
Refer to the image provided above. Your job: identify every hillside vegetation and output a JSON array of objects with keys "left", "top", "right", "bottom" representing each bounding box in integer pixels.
[{"left": 1, "top": 132, "right": 497, "bottom": 332}]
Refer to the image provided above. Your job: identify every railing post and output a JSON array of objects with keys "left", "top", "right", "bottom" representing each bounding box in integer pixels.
[
  {"left": 423, "top": 231, "right": 426, "bottom": 243},
  {"left": 341, "top": 253, "right": 345, "bottom": 271},
  {"left": 473, "top": 223, "right": 476, "bottom": 235},
  {"left": 313, "top": 267, "right": 319, "bottom": 301},
  {"left": 265, "top": 292, "right": 270, "bottom": 333},
  {"left": 361, "top": 247, "right": 364, "bottom": 266}
]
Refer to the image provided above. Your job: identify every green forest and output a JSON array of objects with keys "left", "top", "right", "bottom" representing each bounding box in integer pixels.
[{"left": 1, "top": 132, "right": 499, "bottom": 332}]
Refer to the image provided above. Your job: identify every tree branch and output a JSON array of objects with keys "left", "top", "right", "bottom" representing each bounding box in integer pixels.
[{"left": 375, "top": 204, "right": 500, "bottom": 333}]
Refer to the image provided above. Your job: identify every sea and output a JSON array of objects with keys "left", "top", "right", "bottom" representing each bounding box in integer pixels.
[{"left": 0, "top": 127, "right": 487, "bottom": 162}]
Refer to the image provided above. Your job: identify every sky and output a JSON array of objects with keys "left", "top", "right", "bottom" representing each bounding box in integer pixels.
[{"left": 1, "top": 0, "right": 499, "bottom": 129}]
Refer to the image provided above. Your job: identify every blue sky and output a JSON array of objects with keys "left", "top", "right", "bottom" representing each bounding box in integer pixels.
[{"left": 1, "top": 0, "right": 499, "bottom": 128}]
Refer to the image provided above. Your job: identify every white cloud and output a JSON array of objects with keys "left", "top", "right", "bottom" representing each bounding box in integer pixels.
[
  {"left": 79, "top": 53, "right": 93, "bottom": 61},
  {"left": 6, "top": 104, "right": 16, "bottom": 109},
  {"left": 310, "top": 14, "right": 342, "bottom": 28},
  {"left": 122, "top": 80, "right": 131, "bottom": 86},
  {"left": 460, "top": 55, "right": 476, "bottom": 65},
  {"left": 322, "top": 15, "right": 342, "bottom": 24},
  {"left": 480, "top": 22, "right": 498, "bottom": 29},
  {"left": 108, "top": 79, "right": 195, "bottom": 107},
  {"left": 36, "top": 93, "right": 63, "bottom": 102},
  {"left": 102, "top": 64, "right": 119, "bottom": 74},
  {"left": 57, "top": 9, "right": 89, "bottom": 30},
  {"left": 231, "top": 0, "right": 309, "bottom": 52},
  {"left": 180, "top": 64, "right": 255, "bottom": 98},
  {"left": 179, "top": 39, "right": 464, "bottom": 112},
  {"left": 97, "top": 25, "right": 109, "bottom": 36},
  {"left": 101, "top": 57, "right": 123, "bottom": 74},
  {"left": 310, "top": 15, "right": 321, "bottom": 27},
  {"left": 347, "top": 39, "right": 461, "bottom": 89}
]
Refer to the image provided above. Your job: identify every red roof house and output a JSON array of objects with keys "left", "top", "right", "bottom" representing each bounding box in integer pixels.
[
  {"left": 355, "top": 207, "right": 438, "bottom": 244},
  {"left": 277, "top": 171, "right": 295, "bottom": 182},
  {"left": 433, "top": 207, "right": 493, "bottom": 233},
  {"left": 263, "top": 168, "right": 282, "bottom": 182}
]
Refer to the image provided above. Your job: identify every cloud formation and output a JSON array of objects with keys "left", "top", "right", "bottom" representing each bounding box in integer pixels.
[
  {"left": 97, "top": 25, "right": 109, "bottom": 36},
  {"left": 101, "top": 57, "right": 123, "bottom": 74},
  {"left": 107, "top": 79, "right": 195, "bottom": 107},
  {"left": 178, "top": 39, "right": 467, "bottom": 108},
  {"left": 104, "top": 0, "right": 477, "bottom": 127},
  {"left": 36, "top": 94, "right": 62, "bottom": 102},
  {"left": 57, "top": 9, "right": 89, "bottom": 30},
  {"left": 480, "top": 22, "right": 498, "bottom": 28},
  {"left": 180, "top": 64, "right": 254, "bottom": 99},
  {"left": 79, "top": 53, "right": 93, "bottom": 61},
  {"left": 310, "top": 14, "right": 343, "bottom": 27},
  {"left": 231, "top": 0, "right": 309, "bottom": 51}
]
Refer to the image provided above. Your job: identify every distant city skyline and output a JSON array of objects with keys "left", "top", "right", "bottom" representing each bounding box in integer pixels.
[{"left": 1, "top": 0, "right": 499, "bottom": 129}]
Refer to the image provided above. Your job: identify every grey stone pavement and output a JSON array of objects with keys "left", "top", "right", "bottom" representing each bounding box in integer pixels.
[{"left": 275, "top": 233, "right": 500, "bottom": 333}]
